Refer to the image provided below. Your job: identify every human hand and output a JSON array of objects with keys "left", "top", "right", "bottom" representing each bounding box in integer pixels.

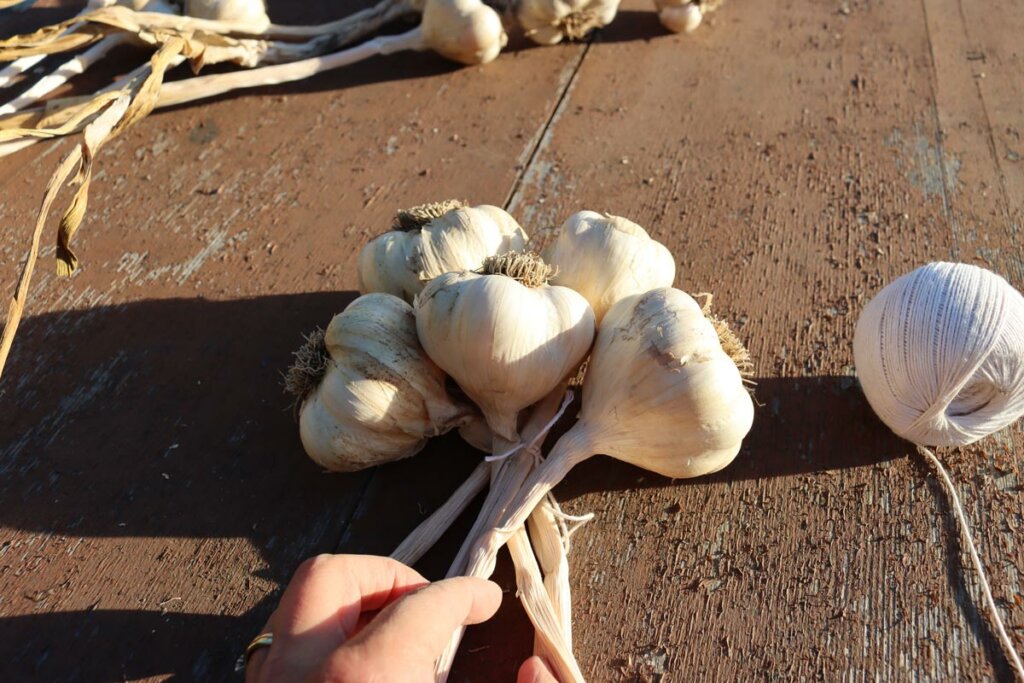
[{"left": 244, "top": 554, "right": 502, "bottom": 682}]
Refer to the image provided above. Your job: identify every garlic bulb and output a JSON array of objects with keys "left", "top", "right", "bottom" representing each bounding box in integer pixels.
[
  {"left": 185, "top": 0, "right": 269, "bottom": 26},
  {"left": 423, "top": 0, "right": 508, "bottom": 64},
  {"left": 287, "top": 293, "right": 470, "bottom": 472},
  {"left": 358, "top": 201, "right": 528, "bottom": 303},
  {"left": 656, "top": 0, "right": 702, "bottom": 33},
  {"left": 415, "top": 252, "right": 595, "bottom": 447},
  {"left": 513, "top": 0, "right": 620, "bottom": 45},
  {"left": 543, "top": 210, "right": 676, "bottom": 323},
  {"left": 570, "top": 287, "right": 753, "bottom": 476}
]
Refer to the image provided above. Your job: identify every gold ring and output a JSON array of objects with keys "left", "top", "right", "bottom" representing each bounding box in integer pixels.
[{"left": 234, "top": 632, "right": 274, "bottom": 673}]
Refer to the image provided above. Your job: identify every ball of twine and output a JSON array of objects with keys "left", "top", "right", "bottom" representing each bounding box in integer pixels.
[{"left": 854, "top": 261, "right": 1024, "bottom": 448}]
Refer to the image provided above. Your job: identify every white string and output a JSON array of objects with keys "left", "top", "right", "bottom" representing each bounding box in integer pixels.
[
  {"left": 916, "top": 446, "right": 1024, "bottom": 681},
  {"left": 485, "top": 390, "right": 575, "bottom": 463}
]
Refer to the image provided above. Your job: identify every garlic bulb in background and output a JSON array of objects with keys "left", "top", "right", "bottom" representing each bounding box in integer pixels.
[
  {"left": 423, "top": 0, "right": 508, "bottom": 64},
  {"left": 185, "top": 0, "right": 269, "bottom": 26},
  {"left": 509, "top": 0, "right": 620, "bottom": 45},
  {"left": 286, "top": 293, "right": 471, "bottom": 472},
  {"left": 415, "top": 252, "right": 595, "bottom": 448},
  {"left": 656, "top": 0, "right": 701, "bottom": 33},
  {"left": 358, "top": 201, "right": 527, "bottom": 303},
  {"left": 544, "top": 210, "right": 676, "bottom": 323}
]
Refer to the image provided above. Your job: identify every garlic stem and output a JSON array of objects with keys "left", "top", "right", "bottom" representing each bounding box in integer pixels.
[
  {"left": 389, "top": 461, "right": 489, "bottom": 566},
  {"left": 506, "top": 527, "right": 586, "bottom": 683},
  {"left": 461, "top": 427, "right": 592, "bottom": 581},
  {"left": 0, "top": 54, "right": 46, "bottom": 89},
  {"left": 434, "top": 423, "right": 589, "bottom": 679},
  {"left": 444, "top": 387, "right": 571, "bottom": 578},
  {"left": 154, "top": 28, "right": 425, "bottom": 109},
  {"left": 0, "top": 59, "right": 155, "bottom": 159},
  {"left": 436, "top": 394, "right": 583, "bottom": 683},
  {"left": 528, "top": 493, "right": 574, "bottom": 648},
  {"left": 0, "top": 3, "right": 102, "bottom": 88},
  {"left": 0, "top": 34, "right": 130, "bottom": 115}
]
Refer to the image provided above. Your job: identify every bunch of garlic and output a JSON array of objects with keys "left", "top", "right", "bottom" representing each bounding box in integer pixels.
[{"left": 287, "top": 200, "right": 754, "bottom": 683}]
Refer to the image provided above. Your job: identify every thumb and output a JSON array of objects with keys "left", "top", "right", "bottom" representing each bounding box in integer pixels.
[
  {"left": 318, "top": 576, "right": 502, "bottom": 678},
  {"left": 518, "top": 656, "right": 559, "bottom": 683}
]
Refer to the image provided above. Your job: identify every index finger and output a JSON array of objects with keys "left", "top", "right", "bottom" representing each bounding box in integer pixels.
[
  {"left": 274, "top": 554, "right": 429, "bottom": 640},
  {"left": 319, "top": 576, "right": 502, "bottom": 678}
]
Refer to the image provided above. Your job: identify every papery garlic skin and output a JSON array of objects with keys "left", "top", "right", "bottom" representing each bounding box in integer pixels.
[
  {"left": 656, "top": 0, "right": 702, "bottom": 33},
  {"left": 297, "top": 294, "right": 469, "bottom": 472},
  {"left": 582, "top": 287, "right": 753, "bottom": 477},
  {"left": 416, "top": 268, "right": 595, "bottom": 444},
  {"left": 544, "top": 210, "right": 676, "bottom": 323},
  {"left": 358, "top": 205, "right": 527, "bottom": 303},
  {"left": 185, "top": 0, "right": 269, "bottom": 26},
  {"left": 516, "top": 0, "right": 620, "bottom": 45},
  {"left": 423, "top": 0, "right": 508, "bottom": 65},
  {"left": 458, "top": 414, "right": 495, "bottom": 452}
]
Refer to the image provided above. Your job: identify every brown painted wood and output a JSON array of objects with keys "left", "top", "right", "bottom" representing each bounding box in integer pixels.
[
  {"left": 507, "top": 0, "right": 1024, "bottom": 680},
  {"left": 0, "top": 1, "right": 584, "bottom": 679},
  {"left": 2, "top": 0, "right": 1023, "bottom": 680}
]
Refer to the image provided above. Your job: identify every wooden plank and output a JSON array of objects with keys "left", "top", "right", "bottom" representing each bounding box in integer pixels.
[
  {"left": 0, "top": 1, "right": 582, "bottom": 678},
  {"left": 507, "top": 0, "right": 1024, "bottom": 679}
]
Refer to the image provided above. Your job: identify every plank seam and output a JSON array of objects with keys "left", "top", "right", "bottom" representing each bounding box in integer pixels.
[
  {"left": 955, "top": 0, "right": 1018, "bottom": 256},
  {"left": 331, "top": 470, "right": 378, "bottom": 553},
  {"left": 919, "top": 0, "right": 962, "bottom": 259},
  {"left": 502, "top": 39, "right": 593, "bottom": 212}
]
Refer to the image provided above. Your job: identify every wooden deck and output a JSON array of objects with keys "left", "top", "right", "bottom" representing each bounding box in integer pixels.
[{"left": 1, "top": 0, "right": 1022, "bottom": 680}]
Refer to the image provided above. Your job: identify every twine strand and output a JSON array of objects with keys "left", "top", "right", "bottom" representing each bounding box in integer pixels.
[{"left": 916, "top": 445, "right": 1024, "bottom": 681}]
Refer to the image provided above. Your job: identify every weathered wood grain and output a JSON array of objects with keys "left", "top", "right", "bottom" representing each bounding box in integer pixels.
[
  {"left": 2, "top": 0, "right": 1023, "bottom": 680},
  {"left": 508, "top": 0, "right": 1024, "bottom": 680},
  {"left": 0, "top": 1, "right": 585, "bottom": 679}
]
